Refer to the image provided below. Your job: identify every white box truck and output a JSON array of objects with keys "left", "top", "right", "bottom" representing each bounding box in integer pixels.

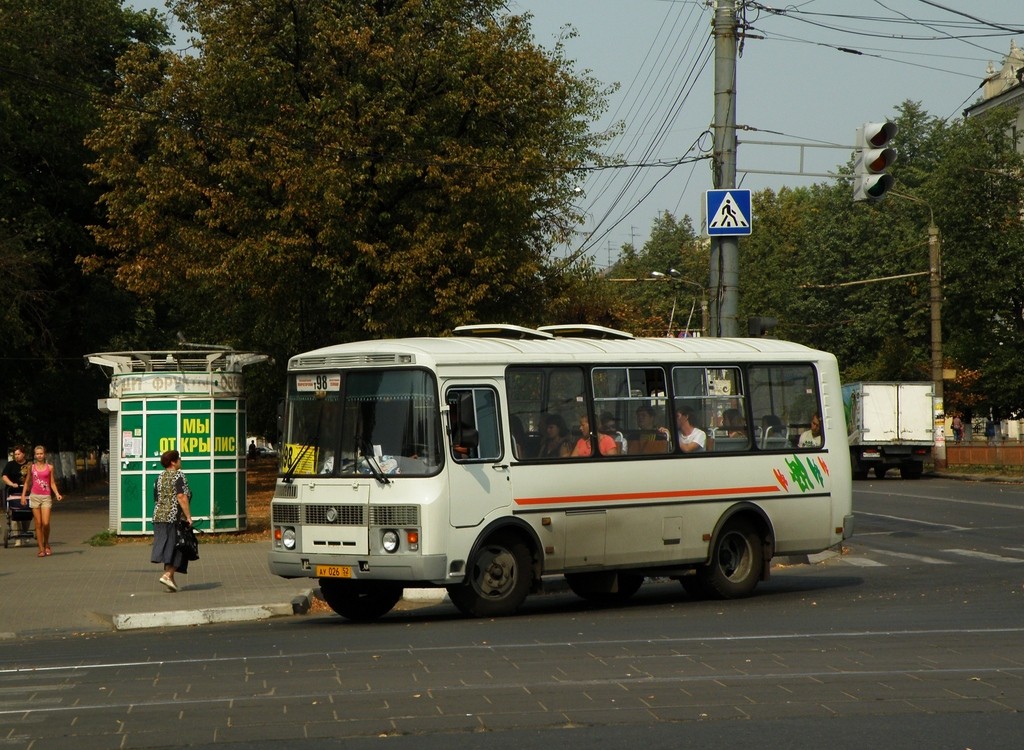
[{"left": 842, "top": 382, "right": 934, "bottom": 480}]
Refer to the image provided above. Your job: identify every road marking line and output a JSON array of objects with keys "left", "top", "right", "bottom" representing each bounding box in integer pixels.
[
  {"left": 872, "top": 549, "right": 954, "bottom": 565},
  {"left": 840, "top": 557, "right": 886, "bottom": 567},
  {"left": 855, "top": 510, "right": 967, "bottom": 531},
  {"left": 856, "top": 489, "right": 1024, "bottom": 512},
  {"left": 945, "top": 549, "right": 1024, "bottom": 563}
]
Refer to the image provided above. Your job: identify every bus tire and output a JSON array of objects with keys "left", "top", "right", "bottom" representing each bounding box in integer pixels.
[
  {"left": 318, "top": 579, "right": 403, "bottom": 622},
  {"left": 565, "top": 571, "right": 643, "bottom": 605},
  {"left": 696, "top": 518, "right": 762, "bottom": 600},
  {"left": 447, "top": 533, "right": 532, "bottom": 618}
]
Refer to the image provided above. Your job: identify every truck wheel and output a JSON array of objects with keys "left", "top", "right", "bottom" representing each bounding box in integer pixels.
[
  {"left": 900, "top": 462, "right": 923, "bottom": 479},
  {"left": 447, "top": 533, "right": 532, "bottom": 617},
  {"left": 693, "top": 518, "right": 763, "bottom": 600},
  {"left": 318, "top": 579, "right": 403, "bottom": 622}
]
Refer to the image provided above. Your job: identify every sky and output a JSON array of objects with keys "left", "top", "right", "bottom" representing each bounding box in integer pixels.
[
  {"left": 509, "top": 0, "right": 1024, "bottom": 266},
  {"left": 132, "top": 1, "right": 1023, "bottom": 267}
]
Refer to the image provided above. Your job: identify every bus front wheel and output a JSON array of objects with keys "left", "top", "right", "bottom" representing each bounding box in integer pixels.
[
  {"left": 318, "top": 579, "right": 403, "bottom": 622},
  {"left": 695, "top": 518, "right": 762, "bottom": 599},
  {"left": 447, "top": 533, "right": 532, "bottom": 618}
]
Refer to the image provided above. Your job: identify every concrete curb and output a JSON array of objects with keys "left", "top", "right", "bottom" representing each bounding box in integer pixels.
[
  {"left": 112, "top": 602, "right": 297, "bottom": 630},
  {"left": 111, "top": 589, "right": 316, "bottom": 631},
  {"left": 402, "top": 587, "right": 448, "bottom": 603}
]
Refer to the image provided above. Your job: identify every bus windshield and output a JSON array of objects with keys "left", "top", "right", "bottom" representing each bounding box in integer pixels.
[{"left": 282, "top": 369, "right": 442, "bottom": 478}]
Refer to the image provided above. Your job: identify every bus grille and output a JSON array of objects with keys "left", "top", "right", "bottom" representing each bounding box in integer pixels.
[
  {"left": 306, "top": 504, "right": 366, "bottom": 525},
  {"left": 272, "top": 504, "right": 300, "bottom": 523},
  {"left": 275, "top": 483, "right": 298, "bottom": 499},
  {"left": 274, "top": 504, "right": 419, "bottom": 527},
  {"left": 370, "top": 505, "right": 420, "bottom": 526}
]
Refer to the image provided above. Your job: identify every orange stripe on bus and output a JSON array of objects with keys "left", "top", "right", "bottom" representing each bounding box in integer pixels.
[{"left": 514, "top": 485, "right": 781, "bottom": 506}]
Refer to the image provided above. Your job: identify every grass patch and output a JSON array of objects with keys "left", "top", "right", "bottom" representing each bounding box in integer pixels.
[
  {"left": 87, "top": 529, "right": 119, "bottom": 547},
  {"left": 941, "top": 464, "right": 1024, "bottom": 476}
]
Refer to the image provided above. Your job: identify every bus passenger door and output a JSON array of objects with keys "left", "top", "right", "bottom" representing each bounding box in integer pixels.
[{"left": 446, "top": 385, "right": 514, "bottom": 528}]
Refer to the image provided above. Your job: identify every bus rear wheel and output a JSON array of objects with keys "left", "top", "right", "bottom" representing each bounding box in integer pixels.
[
  {"left": 318, "top": 579, "right": 403, "bottom": 622},
  {"left": 447, "top": 533, "right": 532, "bottom": 618},
  {"left": 694, "top": 518, "right": 762, "bottom": 599}
]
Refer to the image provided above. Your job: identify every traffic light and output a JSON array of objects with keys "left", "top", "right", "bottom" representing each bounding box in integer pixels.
[
  {"left": 747, "top": 316, "right": 778, "bottom": 337},
  {"left": 853, "top": 121, "right": 898, "bottom": 202}
]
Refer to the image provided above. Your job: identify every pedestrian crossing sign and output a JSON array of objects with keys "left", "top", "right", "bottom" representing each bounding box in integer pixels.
[{"left": 705, "top": 189, "right": 752, "bottom": 236}]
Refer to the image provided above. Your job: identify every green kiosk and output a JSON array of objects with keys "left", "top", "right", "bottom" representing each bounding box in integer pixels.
[{"left": 87, "top": 350, "right": 269, "bottom": 535}]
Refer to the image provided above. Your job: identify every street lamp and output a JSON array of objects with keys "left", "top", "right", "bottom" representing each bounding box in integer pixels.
[{"left": 650, "top": 270, "right": 709, "bottom": 337}]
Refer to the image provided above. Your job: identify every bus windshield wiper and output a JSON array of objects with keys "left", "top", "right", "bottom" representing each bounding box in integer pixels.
[{"left": 359, "top": 436, "right": 392, "bottom": 485}]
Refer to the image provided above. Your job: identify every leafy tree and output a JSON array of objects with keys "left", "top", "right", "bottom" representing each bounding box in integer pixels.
[
  {"left": 605, "top": 212, "right": 708, "bottom": 336},
  {"left": 736, "top": 100, "right": 1024, "bottom": 419},
  {"left": 86, "top": 0, "right": 612, "bottom": 435},
  {"left": 0, "top": 0, "right": 169, "bottom": 451},
  {"left": 86, "top": 2, "right": 609, "bottom": 338},
  {"left": 924, "top": 106, "right": 1024, "bottom": 418}
]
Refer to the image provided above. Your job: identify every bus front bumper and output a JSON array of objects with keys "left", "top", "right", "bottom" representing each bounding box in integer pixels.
[
  {"left": 268, "top": 550, "right": 451, "bottom": 585},
  {"left": 843, "top": 513, "right": 855, "bottom": 540}
]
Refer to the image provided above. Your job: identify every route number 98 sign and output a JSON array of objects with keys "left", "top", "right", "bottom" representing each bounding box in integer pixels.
[{"left": 296, "top": 374, "right": 341, "bottom": 392}]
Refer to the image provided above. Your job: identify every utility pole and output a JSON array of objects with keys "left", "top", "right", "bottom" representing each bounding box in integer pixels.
[
  {"left": 929, "top": 222, "right": 946, "bottom": 469},
  {"left": 710, "top": 0, "right": 738, "bottom": 337},
  {"left": 892, "top": 191, "right": 945, "bottom": 470}
]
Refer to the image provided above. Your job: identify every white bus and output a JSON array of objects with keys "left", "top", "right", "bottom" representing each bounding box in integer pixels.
[{"left": 269, "top": 324, "right": 853, "bottom": 620}]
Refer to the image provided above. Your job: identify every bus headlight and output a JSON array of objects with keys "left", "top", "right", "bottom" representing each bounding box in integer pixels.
[
  {"left": 382, "top": 529, "right": 400, "bottom": 553},
  {"left": 282, "top": 527, "right": 296, "bottom": 550}
]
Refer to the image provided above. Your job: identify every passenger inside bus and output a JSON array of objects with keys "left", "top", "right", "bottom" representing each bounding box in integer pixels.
[
  {"left": 630, "top": 405, "right": 670, "bottom": 454},
  {"left": 570, "top": 414, "right": 619, "bottom": 457},
  {"left": 538, "top": 414, "right": 573, "bottom": 458},
  {"left": 509, "top": 415, "right": 527, "bottom": 459},
  {"left": 760, "top": 414, "right": 787, "bottom": 449},
  {"left": 673, "top": 406, "right": 707, "bottom": 452},
  {"left": 600, "top": 412, "right": 628, "bottom": 454},
  {"left": 798, "top": 413, "right": 823, "bottom": 448},
  {"left": 722, "top": 408, "right": 746, "bottom": 437}
]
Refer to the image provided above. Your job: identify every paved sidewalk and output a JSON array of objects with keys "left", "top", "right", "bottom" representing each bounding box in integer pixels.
[{"left": 0, "top": 490, "right": 316, "bottom": 638}]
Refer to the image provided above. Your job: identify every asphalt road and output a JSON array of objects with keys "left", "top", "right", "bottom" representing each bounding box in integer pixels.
[{"left": 2, "top": 476, "right": 1023, "bottom": 749}]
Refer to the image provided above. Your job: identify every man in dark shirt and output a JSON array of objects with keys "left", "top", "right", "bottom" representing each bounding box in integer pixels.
[{"left": 2, "top": 445, "right": 31, "bottom": 543}]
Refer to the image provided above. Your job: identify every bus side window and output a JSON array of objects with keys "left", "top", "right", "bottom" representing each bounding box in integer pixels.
[
  {"left": 507, "top": 366, "right": 586, "bottom": 460},
  {"left": 748, "top": 365, "right": 821, "bottom": 450},
  {"left": 593, "top": 366, "right": 668, "bottom": 457},
  {"left": 446, "top": 387, "right": 502, "bottom": 462}
]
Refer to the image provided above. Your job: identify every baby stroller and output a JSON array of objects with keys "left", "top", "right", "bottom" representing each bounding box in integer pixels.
[{"left": 3, "top": 486, "right": 35, "bottom": 548}]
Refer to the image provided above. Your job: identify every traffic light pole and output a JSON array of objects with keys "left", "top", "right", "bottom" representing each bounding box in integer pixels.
[{"left": 710, "top": 0, "right": 738, "bottom": 337}]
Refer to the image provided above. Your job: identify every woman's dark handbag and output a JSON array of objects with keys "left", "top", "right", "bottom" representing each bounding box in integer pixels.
[{"left": 175, "top": 519, "right": 200, "bottom": 561}]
